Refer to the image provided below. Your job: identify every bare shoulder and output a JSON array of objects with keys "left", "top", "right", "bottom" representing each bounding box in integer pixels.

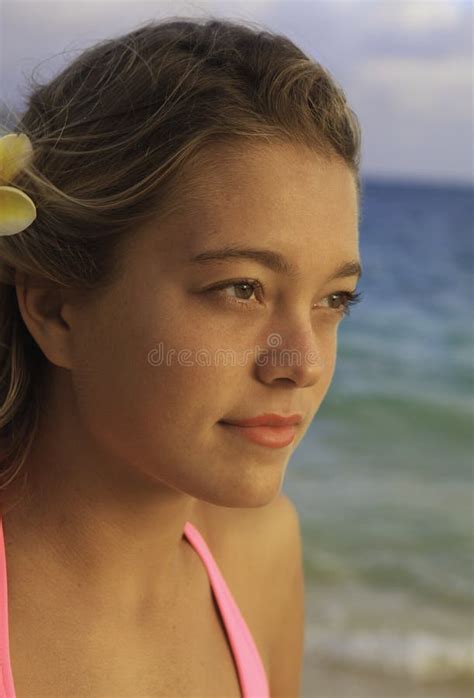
[
  {"left": 193, "top": 492, "right": 302, "bottom": 577},
  {"left": 195, "top": 490, "right": 301, "bottom": 540},
  {"left": 193, "top": 494, "right": 305, "bottom": 696}
]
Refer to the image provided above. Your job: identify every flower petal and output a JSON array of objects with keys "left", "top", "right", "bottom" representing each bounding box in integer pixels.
[
  {"left": 0, "top": 133, "right": 34, "bottom": 184},
  {"left": 0, "top": 186, "right": 37, "bottom": 236}
]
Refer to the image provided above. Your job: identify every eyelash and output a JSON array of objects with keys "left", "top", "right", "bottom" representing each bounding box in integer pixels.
[{"left": 207, "top": 278, "right": 363, "bottom": 317}]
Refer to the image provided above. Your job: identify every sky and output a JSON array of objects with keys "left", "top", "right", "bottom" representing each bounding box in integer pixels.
[{"left": 1, "top": 0, "right": 472, "bottom": 185}]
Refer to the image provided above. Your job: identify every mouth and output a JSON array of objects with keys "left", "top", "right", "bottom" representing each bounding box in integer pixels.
[
  {"left": 218, "top": 421, "right": 297, "bottom": 449},
  {"left": 220, "top": 413, "right": 303, "bottom": 427}
]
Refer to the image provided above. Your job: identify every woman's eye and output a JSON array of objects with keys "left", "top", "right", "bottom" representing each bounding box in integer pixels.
[
  {"left": 208, "top": 279, "right": 262, "bottom": 308},
  {"left": 206, "top": 279, "right": 363, "bottom": 317},
  {"left": 316, "top": 290, "right": 363, "bottom": 317}
]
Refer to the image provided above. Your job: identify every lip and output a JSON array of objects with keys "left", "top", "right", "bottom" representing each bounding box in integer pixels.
[
  {"left": 219, "top": 422, "right": 297, "bottom": 448},
  {"left": 220, "top": 413, "right": 303, "bottom": 427}
]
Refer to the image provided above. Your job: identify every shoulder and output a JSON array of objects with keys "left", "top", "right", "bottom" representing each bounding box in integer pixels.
[
  {"left": 255, "top": 494, "right": 305, "bottom": 697},
  {"left": 195, "top": 494, "right": 305, "bottom": 696},
  {"left": 195, "top": 490, "right": 301, "bottom": 545},
  {"left": 193, "top": 492, "right": 302, "bottom": 579}
]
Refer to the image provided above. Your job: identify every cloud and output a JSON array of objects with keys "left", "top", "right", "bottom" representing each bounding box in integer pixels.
[
  {"left": 354, "top": 55, "right": 471, "bottom": 121},
  {"left": 1, "top": 0, "right": 472, "bottom": 183},
  {"left": 362, "top": 0, "right": 464, "bottom": 33}
]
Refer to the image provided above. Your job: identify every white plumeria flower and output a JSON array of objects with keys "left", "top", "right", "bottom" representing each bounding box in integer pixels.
[{"left": 0, "top": 133, "right": 37, "bottom": 236}]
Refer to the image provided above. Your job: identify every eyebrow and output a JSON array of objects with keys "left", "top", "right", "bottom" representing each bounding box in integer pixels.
[{"left": 189, "top": 245, "right": 363, "bottom": 282}]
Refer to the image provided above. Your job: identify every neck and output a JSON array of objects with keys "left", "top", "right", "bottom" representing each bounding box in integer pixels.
[{"left": 1, "top": 415, "right": 203, "bottom": 620}]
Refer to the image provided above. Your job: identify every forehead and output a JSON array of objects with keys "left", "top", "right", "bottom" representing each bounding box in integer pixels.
[
  {"left": 140, "top": 142, "right": 359, "bottom": 270},
  {"left": 186, "top": 141, "right": 356, "bottom": 221}
]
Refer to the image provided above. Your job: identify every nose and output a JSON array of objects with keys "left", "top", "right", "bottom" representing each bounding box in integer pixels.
[{"left": 254, "top": 322, "right": 328, "bottom": 388}]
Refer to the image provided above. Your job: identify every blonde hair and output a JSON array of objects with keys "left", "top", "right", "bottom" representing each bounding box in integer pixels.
[{"left": 0, "top": 16, "right": 362, "bottom": 509}]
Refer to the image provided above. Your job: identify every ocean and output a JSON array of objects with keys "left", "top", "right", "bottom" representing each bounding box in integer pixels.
[{"left": 282, "top": 177, "right": 474, "bottom": 696}]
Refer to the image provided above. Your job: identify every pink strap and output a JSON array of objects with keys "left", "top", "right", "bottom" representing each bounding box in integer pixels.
[
  {"left": 0, "top": 517, "right": 16, "bottom": 698},
  {"left": 183, "top": 521, "right": 269, "bottom": 698},
  {"left": 0, "top": 517, "right": 269, "bottom": 698}
]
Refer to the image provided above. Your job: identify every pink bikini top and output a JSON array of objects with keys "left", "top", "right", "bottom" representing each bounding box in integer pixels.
[{"left": 0, "top": 517, "right": 270, "bottom": 698}]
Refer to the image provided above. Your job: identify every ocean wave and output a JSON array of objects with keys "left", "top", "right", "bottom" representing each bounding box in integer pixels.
[{"left": 305, "top": 627, "right": 474, "bottom": 682}]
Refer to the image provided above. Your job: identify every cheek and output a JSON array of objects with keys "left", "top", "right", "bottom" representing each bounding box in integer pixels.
[
  {"left": 70, "top": 308, "right": 232, "bottom": 451},
  {"left": 312, "top": 328, "right": 339, "bottom": 405},
  {"left": 318, "top": 323, "right": 339, "bottom": 375}
]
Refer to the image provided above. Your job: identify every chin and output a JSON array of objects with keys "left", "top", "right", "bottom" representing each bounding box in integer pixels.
[{"left": 194, "top": 469, "right": 285, "bottom": 510}]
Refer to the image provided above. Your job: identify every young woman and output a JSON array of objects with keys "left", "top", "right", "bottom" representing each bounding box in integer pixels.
[{"left": 0, "top": 16, "right": 362, "bottom": 698}]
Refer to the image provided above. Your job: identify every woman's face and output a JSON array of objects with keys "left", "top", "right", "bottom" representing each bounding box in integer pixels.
[{"left": 64, "top": 142, "right": 361, "bottom": 507}]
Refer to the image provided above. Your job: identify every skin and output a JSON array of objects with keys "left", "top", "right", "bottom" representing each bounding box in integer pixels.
[{"left": 8, "top": 141, "right": 360, "bottom": 628}]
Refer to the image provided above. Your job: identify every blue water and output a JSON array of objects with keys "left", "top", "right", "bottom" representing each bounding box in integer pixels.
[{"left": 284, "top": 177, "right": 473, "bottom": 684}]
